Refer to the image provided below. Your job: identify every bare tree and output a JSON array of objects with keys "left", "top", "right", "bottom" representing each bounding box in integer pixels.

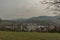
[{"left": 40, "top": 0, "right": 60, "bottom": 15}]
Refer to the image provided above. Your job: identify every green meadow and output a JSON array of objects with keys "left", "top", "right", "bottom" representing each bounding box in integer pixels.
[{"left": 0, "top": 31, "right": 60, "bottom": 40}]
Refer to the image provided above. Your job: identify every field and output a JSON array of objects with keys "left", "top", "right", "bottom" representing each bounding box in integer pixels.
[{"left": 0, "top": 31, "right": 60, "bottom": 40}]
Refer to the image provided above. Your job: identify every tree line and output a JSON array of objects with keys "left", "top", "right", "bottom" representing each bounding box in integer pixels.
[{"left": 0, "top": 22, "right": 60, "bottom": 33}]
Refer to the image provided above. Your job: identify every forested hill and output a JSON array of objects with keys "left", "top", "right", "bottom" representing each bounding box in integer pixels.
[
  {"left": 12, "top": 16, "right": 60, "bottom": 24},
  {"left": 1, "top": 16, "right": 60, "bottom": 24}
]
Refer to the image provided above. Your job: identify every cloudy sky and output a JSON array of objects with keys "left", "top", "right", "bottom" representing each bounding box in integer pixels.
[{"left": 0, "top": 0, "right": 55, "bottom": 20}]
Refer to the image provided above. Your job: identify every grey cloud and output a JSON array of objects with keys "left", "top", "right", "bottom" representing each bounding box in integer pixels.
[{"left": 0, "top": 0, "right": 55, "bottom": 20}]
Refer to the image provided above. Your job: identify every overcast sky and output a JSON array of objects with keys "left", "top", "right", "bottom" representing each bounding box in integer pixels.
[{"left": 0, "top": 0, "right": 56, "bottom": 20}]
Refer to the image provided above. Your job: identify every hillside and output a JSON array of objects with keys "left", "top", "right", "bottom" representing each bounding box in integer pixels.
[
  {"left": 1, "top": 16, "right": 60, "bottom": 25},
  {"left": 13, "top": 16, "right": 60, "bottom": 23}
]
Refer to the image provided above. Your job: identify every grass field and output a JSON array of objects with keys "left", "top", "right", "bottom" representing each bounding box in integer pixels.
[{"left": 0, "top": 31, "right": 60, "bottom": 40}]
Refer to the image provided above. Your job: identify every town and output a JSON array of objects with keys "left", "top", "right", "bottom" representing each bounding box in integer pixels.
[{"left": 0, "top": 21, "right": 60, "bottom": 33}]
